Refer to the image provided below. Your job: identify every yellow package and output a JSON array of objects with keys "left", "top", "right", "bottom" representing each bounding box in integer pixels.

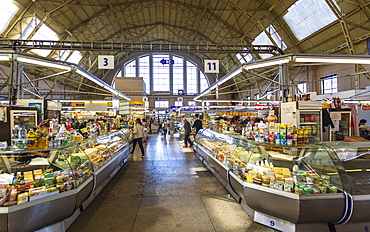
[
  {"left": 23, "top": 171, "right": 34, "bottom": 183},
  {"left": 17, "top": 192, "right": 29, "bottom": 204}
]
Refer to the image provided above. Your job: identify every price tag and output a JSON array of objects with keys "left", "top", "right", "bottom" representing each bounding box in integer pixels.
[
  {"left": 98, "top": 55, "right": 114, "bottom": 69},
  {"left": 204, "top": 60, "right": 219, "bottom": 73}
]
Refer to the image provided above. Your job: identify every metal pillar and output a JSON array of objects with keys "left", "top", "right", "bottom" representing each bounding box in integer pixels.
[
  {"left": 279, "top": 64, "right": 290, "bottom": 102},
  {"left": 9, "top": 58, "right": 23, "bottom": 105}
]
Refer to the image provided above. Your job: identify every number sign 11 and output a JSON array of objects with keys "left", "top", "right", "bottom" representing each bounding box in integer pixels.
[{"left": 204, "top": 60, "right": 219, "bottom": 73}]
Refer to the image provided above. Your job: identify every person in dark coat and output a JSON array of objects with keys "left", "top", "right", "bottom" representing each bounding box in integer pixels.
[
  {"left": 183, "top": 118, "right": 193, "bottom": 147},
  {"left": 192, "top": 113, "right": 203, "bottom": 134}
]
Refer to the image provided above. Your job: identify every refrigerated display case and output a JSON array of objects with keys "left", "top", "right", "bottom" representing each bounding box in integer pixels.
[
  {"left": 0, "top": 129, "right": 132, "bottom": 232},
  {"left": 328, "top": 110, "right": 352, "bottom": 141},
  {"left": 194, "top": 129, "right": 370, "bottom": 232},
  {"left": 280, "top": 101, "right": 322, "bottom": 142},
  {"left": 0, "top": 106, "right": 38, "bottom": 145}
]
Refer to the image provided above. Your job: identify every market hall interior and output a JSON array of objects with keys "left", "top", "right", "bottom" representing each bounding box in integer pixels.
[{"left": 67, "top": 133, "right": 276, "bottom": 232}]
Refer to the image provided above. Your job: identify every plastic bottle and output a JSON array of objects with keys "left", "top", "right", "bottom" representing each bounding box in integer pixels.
[
  {"left": 11, "top": 125, "right": 20, "bottom": 148},
  {"left": 34, "top": 128, "right": 42, "bottom": 149},
  {"left": 41, "top": 127, "right": 49, "bottom": 148},
  {"left": 18, "top": 126, "right": 28, "bottom": 149},
  {"left": 27, "top": 128, "right": 36, "bottom": 148}
]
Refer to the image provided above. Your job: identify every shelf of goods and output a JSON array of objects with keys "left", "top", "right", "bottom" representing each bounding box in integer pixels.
[
  {"left": 194, "top": 129, "right": 370, "bottom": 232},
  {"left": 0, "top": 129, "right": 132, "bottom": 232}
]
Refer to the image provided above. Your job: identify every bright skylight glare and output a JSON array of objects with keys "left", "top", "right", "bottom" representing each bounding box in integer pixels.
[
  {"left": 236, "top": 49, "right": 253, "bottom": 64},
  {"left": 267, "top": 25, "right": 287, "bottom": 50},
  {"left": 252, "top": 25, "right": 287, "bottom": 59},
  {"left": 23, "top": 19, "right": 59, "bottom": 57},
  {"left": 59, "top": 50, "right": 70, "bottom": 61},
  {"left": 0, "top": 0, "right": 18, "bottom": 34},
  {"left": 252, "top": 31, "right": 273, "bottom": 59},
  {"left": 283, "top": 0, "right": 338, "bottom": 40},
  {"left": 66, "top": 51, "right": 82, "bottom": 64}
]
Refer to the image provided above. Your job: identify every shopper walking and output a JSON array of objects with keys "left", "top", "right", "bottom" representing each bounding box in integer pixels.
[
  {"left": 192, "top": 113, "right": 203, "bottom": 134},
  {"left": 162, "top": 119, "right": 169, "bottom": 137},
  {"left": 183, "top": 118, "right": 193, "bottom": 147},
  {"left": 169, "top": 119, "right": 175, "bottom": 137},
  {"left": 131, "top": 118, "right": 146, "bottom": 157}
]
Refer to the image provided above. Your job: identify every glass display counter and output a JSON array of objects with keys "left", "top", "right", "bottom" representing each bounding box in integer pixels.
[
  {"left": 0, "top": 129, "right": 132, "bottom": 232},
  {"left": 194, "top": 129, "right": 370, "bottom": 232}
]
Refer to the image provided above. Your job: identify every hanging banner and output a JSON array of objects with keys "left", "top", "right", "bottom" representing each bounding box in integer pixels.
[{"left": 361, "top": 104, "right": 370, "bottom": 111}]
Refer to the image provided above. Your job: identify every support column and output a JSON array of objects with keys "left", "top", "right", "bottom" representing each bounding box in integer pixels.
[
  {"left": 279, "top": 64, "right": 289, "bottom": 101},
  {"left": 9, "top": 58, "right": 23, "bottom": 105}
]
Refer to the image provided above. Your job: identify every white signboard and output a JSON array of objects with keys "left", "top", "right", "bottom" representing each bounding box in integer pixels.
[
  {"left": 98, "top": 55, "right": 114, "bottom": 69},
  {"left": 204, "top": 60, "right": 219, "bottom": 73}
]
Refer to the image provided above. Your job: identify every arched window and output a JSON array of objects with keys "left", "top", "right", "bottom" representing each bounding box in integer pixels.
[
  {"left": 186, "top": 61, "right": 197, "bottom": 95},
  {"left": 121, "top": 53, "right": 209, "bottom": 95},
  {"left": 173, "top": 56, "right": 184, "bottom": 95},
  {"left": 124, "top": 60, "right": 136, "bottom": 77},
  {"left": 153, "top": 54, "right": 170, "bottom": 92},
  {"left": 200, "top": 71, "right": 209, "bottom": 93},
  {"left": 139, "top": 55, "right": 150, "bottom": 94}
]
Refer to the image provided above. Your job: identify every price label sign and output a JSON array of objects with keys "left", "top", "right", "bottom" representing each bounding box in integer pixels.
[
  {"left": 98, "top": 55, "right": 114, "bottom": 69},
  {"left": 204, "top": 60, "right": 219, "bottom": 73}
]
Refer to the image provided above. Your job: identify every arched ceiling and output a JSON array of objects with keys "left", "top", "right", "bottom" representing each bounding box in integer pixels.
[{"left": 1, "top": 0, "right": 370, "bottom": 100}]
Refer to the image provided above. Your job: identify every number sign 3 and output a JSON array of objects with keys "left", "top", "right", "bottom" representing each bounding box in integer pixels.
[{"left": 98, "top": 55, "right": 114, "bottom": 69}]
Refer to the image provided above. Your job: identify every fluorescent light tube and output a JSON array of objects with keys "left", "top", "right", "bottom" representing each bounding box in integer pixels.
[
  {"left": 17, "top": 57, "right": 72, "bottom": 70},
  {"left": 0, "top": 56, "right": 10, "bottom": 61},
  {"left": 244, "top": 58, "right": 290, "bottom": 70},
  {"left": 295, "top": 57, "right": 370, "bottom": 64}
]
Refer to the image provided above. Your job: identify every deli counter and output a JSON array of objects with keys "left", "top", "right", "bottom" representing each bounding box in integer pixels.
[
  {"left": 194, "top": 129, "right": 370, "bottom": 232},
  {"left": 0, "top": 129, "right": 132, "bottom": 232}
]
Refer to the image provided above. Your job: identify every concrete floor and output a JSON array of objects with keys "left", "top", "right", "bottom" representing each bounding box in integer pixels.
[{"left": 67, "top": 133, "right": 277, "bottom": 232}]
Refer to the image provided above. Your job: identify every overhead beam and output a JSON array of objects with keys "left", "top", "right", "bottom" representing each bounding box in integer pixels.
[{"left": 0, "top": 39, "right": 284, "bottom": 54}]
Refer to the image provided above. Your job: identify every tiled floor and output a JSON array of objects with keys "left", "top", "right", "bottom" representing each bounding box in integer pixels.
[{"left": 67, "top": 133, "right": 276, "bottom": 232}]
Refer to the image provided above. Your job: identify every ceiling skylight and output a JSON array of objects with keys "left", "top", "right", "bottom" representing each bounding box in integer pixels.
[
  {"left": 0, "top": 0, "right": 19, "bottom": 34},
  {"left": 22, "top": 18, "right": 59, "bottom": 57},
  {"left": 283, "top": 0, "right": 338, "bottom": 40}
]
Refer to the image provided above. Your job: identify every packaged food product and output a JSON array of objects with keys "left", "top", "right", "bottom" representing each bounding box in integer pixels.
[
  {"left": 23, "top": 171, "right": 34, "bottom": 183},
  {"left": 17, "top": 192, "right": 29, "bottom": 204}
]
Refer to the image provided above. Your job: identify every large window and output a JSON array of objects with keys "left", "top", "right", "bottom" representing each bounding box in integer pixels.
[
  {"left": 174, "top": 101, "right": 183, "bottom": 107},
  {"left": 252, "top": 25, "right": 287, "bottom": 59},
  {"left": 155, "top": 101, "right": 169, "bottom": 108},
  {"left": 153, "top": 54, "right": 170, "bottom": 92},
  {"left": 124, "top": 60, "right": 136, "bottom": 77},
  {"left": 0, "top": 0, "right": 18, "bottom": 34},
  {"left": 139, "top": 55, "right": 150, "bottom": 94},
  {"left": 121, "top": 54, "right": 209, "bottom": 95},
  {"left": 298, "top": 82, "right": 307, "bottom": 93},
  {"left": 173, "top": 56, "right": 184, "bottom": 95},
  {"left": 321, "top": 75, "right": 338, "bottom": 94},
  {"left": 24, "top": 18, "right": 59, "bottom": 57},
  {"left": 283, "top": 0, "right": 338, "bottom": 40},
  {"left": 186, "top": 61, "right": 197, "bottom": 95},
  {"left": 236, "top": 52, "right": 253, "bottom": 64},
  {"left": 200, "top": 71, "right": 209, "bottom": 93}
]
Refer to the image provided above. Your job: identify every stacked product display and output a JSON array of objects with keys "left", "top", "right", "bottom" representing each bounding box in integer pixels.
[
  {"left": 194, "top": 129, "right": 370, "bottom": 232},
  {"left": 0, "top": 129, "right": 132, "bottom": 232}
]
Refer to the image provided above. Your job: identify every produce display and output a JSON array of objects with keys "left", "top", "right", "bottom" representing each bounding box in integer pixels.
[{"left": 0, "top": 129, "right": 131, "bottom": 207}]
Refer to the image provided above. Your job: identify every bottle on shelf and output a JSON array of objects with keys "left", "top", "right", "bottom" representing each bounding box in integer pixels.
[
  {"left": 27, "top": 128, "right": 36, "bottom": 148},
  {"left": 11, "top": 125, "right": 20, "bottom": 149},
  {"left": 18, "top": 126, "right": 28, "bottom": 149},
  {"left": 35, "top": 128, "right": 43, "bottom": 149}
]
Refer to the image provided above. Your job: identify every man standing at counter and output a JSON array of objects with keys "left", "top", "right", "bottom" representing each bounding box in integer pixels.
[{"left": 192, "top": 113, "right": 203, "bottom": 134}]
